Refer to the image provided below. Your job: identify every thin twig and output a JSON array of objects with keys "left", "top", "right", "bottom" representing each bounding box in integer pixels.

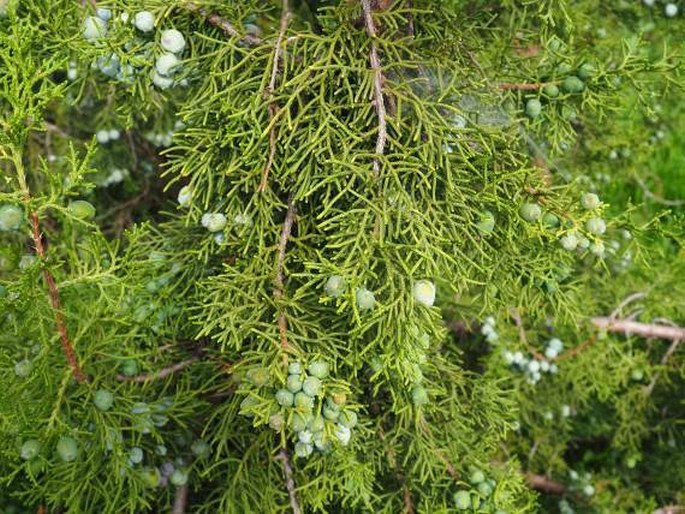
[
  {"left": 508, "top": 308, "right": 545, "bottom": 360},
  {"left": 116, "top": 358, "right": 197, "bottom": 383},
  {"left": 379, "top": 427, "right": 416, "bottom": 513},
  {"left": 645, "top": 335, "right": 682, "bottom": 396},
  {"left": 526, "top": 474, "right": 566, "bottom": 495},
  {"left": 275, "top": 449, "right": 302, "bottom": 514},
  {"left": 274, "top": 196, "right": 297, "bottom": 350},
  {"left": 591, "top": 318, "right": 685, "bottom": 341},
  {"left": 554, "top": 334, "right": 597, "bottom": 362},
  {"left": 497, "top": 82, "right": 545, "bottom": 90},
  {"left": 360, "top": 0, "right": 388, "bottom": 177},
  {"left": 171, "top": 484, "right": 189, "bottom": 514},
  {"left": 30, "top": 212, "right": 88, "bottom": 383},
  {"left": 634, "top": 175, "right": 685, "bottom": 207},
  {"left": 184, "top": 3, "right": 262, "bottom": 45},
  {"left": 258, "top": 1, "right": 291, "bottom": 192},
  {"left": 653, "top": 506, "right": 685, "bottom": 514},
  {"left": 609, "top": 291, "right": 647, "bottom": 320}
]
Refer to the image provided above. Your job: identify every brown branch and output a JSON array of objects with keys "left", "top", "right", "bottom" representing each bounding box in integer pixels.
[
  {"left": 591, "top": 318, "right": 685, "bottom": 341},
  {"left": 508, "top": 308, "right": 545, "bottom": 360},
  {"left": 497, "top": 82, "right": 544, "bottom": 90},
  {"left": 258, "top": 1, "right": 291, "bottom": 193},
  {"left": 184, "top": 3, "right": 262, "bottom": 45},
  {"left": 275, "top": 449, "right": 302, "bottom": 514},
  {"left": 116, "top": 358, "right": 197, "bottom": 383},
  {"left": 554, "top": 334, "right": 597, "bottom": 362},
  {"left": 171, "top": 484, "right": 189, "bottom": 514},
  {"left": 378, "top": 427, "right": 415, "bottom": 513},
  {"left": 29, "top": 211, "right": 87, "bottom": 383},
  {"left": 653, "top": 506, "right": 685, "bottom": 514},
  {"left": 360, "top": 0, "right": 388, "bottom": 177},
  {"left": 273, "top": 197, "right": 297, "bottom": 350},
  {"left": 634, "top": 175, "right": 685, "bottom": 207},
  {"left": 526, "top": 474, "right": 567, "bottom": 495}
]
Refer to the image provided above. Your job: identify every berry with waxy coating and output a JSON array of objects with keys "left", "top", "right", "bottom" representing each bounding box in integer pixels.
[
  {"left": 68, "top": 200, "right": 96, "bottom": 220},
  {"left": 93, "top": 389, "right": 114, "bottom": 411},
  {"left": 21, "top": 439, "right": 40, "bottom": 460},
  {"left": 160, "top": 29, "right": 186, "bottom": 54},
  {"left": 276, "top": 389, "right": 294, "bottom": 407},
  {"left": 246, "top": 367, "right": 269, "bottom": 387},
  {"left": 269, "top": 414, "right": 284, "bottom": 431},
  {"left": 562, "top": 75, "right": 585, "bottom": 93},
  {"left": 290, "top": 413, "right": 308, "bottom": 432},
  {"left": 170, "top": 468, "right": 188, "bottom": 486},
  {"left": 334, "top": 424, "right": 351, "bottom": 445},
  {"left": 14, "top": 359, "right": 32, "bottom": 378},
  {"left": 302, "top": 376, "right": 322, "bottom": 397},
  {"left": 152, "top": 71, "right": 173, "bottom": 90},
  {"left": 128, "top": 447, "right": 144, "bottom": 465},
  {"left": 0, "top": 204, "right": 23, "bottom": 231},
  {"left": 665, "top": 3, "right": 678, "bottom": 17},
  {"left": 308, "top": 360, "right": 329, "bottom": 379},
  {"left": 586, "top": 217, "right": 606, "bottom": 235},
  {"left": 83, "top": 16, "right": 107, "bottom": 41},
  {"left": 543, "top": 84, "right": 559, "bottom": 97},
  {"left": 560, "top": 233, "right": 578, "bottom": 251},
  {"left": 470, "top": 469, "right": 485, "bottom": 484},
  {"left": 412, "top": 280, "right": 436, "bottom": 307},
  {"left": 191, "top": 439, "right": 210, "bottom": 458},
  {"left": 96, "top": 8, "right": 111, "bottom": 21},
  {"left": 324, "top": 275, "right": 346, "bottom": 298},
  {"left": 355, "top": 287, "right": 375, "bottom": 311},
  {"left": 477, "top": 481, "right": 493, "bottom": 497},
  {"left": 580, "top": 192, "right": 600, "bottom": 210},
  {"left": 476, "top": 210, "right": 495, "bottom": 234},
  {"left": 56, "top": 436, "right": 79, "bottom": 462},
  {"left": 177, "top": 185, "right": 192, "bottom": 207},
  {"left": 338, "top": 410, "right": 357, "bottom": 428},
  {"left": 202, "top": 213, "right": 227, "bottom": 233},
  {"left": 519, "top": 203, "right": 542, "bottom": 222},
  {"left": 121, "top": 359, "right": 138, "bottom": 376},
  {"left": 525, "top": 98, "right": 542, "bottom": 118},
  {"left": 294, "top": 441, "right": 313, "bottom": 458},
  {"left": 543, "top": 213, "right": 560, "bottom": 228},
  {"left": 411, "top": 385, "right": 429, "bottom": 406},
  {"left": 578, "top": 63, "right": 596, "bottom": 80},
  {"left": 155, "top": 53, "right": 180, "bottom": 76},
  {"left": 286, "top": 374, "right": 303, "bottom": 393},
  {"left": 139, "top": 467, "right": 161, "bottom": 488},
  {"left": 288, "top": 361, "right": 302, "bottom": 375},
  {"left": 294, "top": 392, "right": 314, "bottom": 411},
  {"left": 454, "top": 490, "right": 471, "bottom": 510},
  {"left": 133, "top": 11, "right": 155, "bottom": 32}
]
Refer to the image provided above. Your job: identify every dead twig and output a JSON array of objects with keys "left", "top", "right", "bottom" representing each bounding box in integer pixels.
[
  {"left": 360, "top": 0, "right": 388, "bottom": 177},
  {"left": 275, "top": 449, "right": 302, "bottom": 514},
  {"left": 171, "top": 484, "right": 189, "bottom": 514},
  {"left": 526, "top": 474, "right": 567, "bottom": 495},
  {"left": 274, "top": 196, "right": 297, "bottom": 350},
  {"left": 116, "top": 358, "right": 197, "bottom": 383},
  {"left": 258, "top": 1, "right": 291, "bottom": 192},
  {"left": 591, "top": 318, "right": 685, "bottom": 341},
  {"left": 184, "top": 3, "right": 262, "bottom": 45}
]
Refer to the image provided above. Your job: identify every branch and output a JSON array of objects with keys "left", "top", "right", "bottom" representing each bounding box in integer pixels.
[
  {"left": 497, "top": 82, "right": 544, "bottom": 90},
  {"left": 645, "top": 319, "right": 682, "bottom": 396},
  {"left": 653, "top": 506, "right": 685, "bottom": 514},
  {"left": 360, "top": 0, "right": 388, "bottom": 177},
  {"left": 184, "top": 3, "right": 262, "bottom": 45},
  {"left": 591, "top": 318, "right": 685, "bottom": 341},
  {"left": 274, "top": 196, "right": 297, "bottom": 350},
  {"left": 258, "top": 1, "right": 291, "bottom": 192},
  {"left": 116, "top": 358, "right": 197, "bottom": 383},
  {"left": 275, "top": 449, "right": 302, "bottom": 514},
  {"left": 378, "top": 426, "right": 416, "bottom": 513},
  {"left": 30, "top": 212, "right": 88, "bottom": 383},
  {"left": 634, "top": 175, "right": 685, "bottom": 207},
  {"left": 526, "top": 474, "right": 567, "bottom": 495},
  {"left": 171, "top": 484, "right": 189, "bottom": 514}
]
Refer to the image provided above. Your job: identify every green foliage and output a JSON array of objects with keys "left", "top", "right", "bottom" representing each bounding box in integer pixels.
[{"left": 1, "top": 0, "right": 684, "bottom": 513}]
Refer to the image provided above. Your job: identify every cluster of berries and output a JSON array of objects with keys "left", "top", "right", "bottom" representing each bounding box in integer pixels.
[
  {"left": 503, "top": 338, "right": 562, "bottom": 385},
  {"left": 82, "top": 9, "right": 187, "bottom": 89},
  {"left": 270, "top": 361, "right": 357, "bottom": 458},
  {"left": 453, "top": 468, "right": 506, "bottom": 513}
]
